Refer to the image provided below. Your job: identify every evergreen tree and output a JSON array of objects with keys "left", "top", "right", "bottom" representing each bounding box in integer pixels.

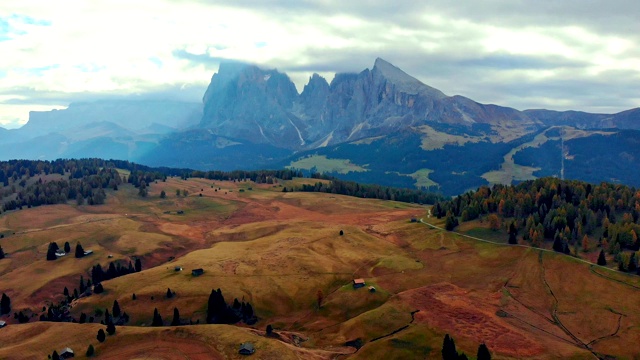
[
  {"left": 79, "top": 312, "right": 87, "bottom": 324},
  {"left": 0, "top": 245, "right": 4, "bottom": 259},
  {"left": 160, "top": 190, "right": 166, "bottom": 198},
  {"left": 508, "top": 222, "right": 517, "bottom": 244},
  {"left": 75, "top": 242, "right": 85, "bottom": 258},
  {"left": 94, "top": 283, "right": 104, "bottom": 294},
  {"left": 135, "top": 258, "right": 142, "bottom": 272},
  {"left": 171, "top": 307, "right": 180, "bottom": 326},
  {"left": 97, "top": 329, "right": 106, "bottom": 342},
  {"left": 46, "top": 242, "right": 58, "bottom": 261},
  {"left": 166, "top": 288, "right": 173, "bottom": 298},
  {"left": 51, "top": 350, "right": 60, "bottom": 360},
  {"left": 442, "top": 334, "right": 458, "bottom": 360},
  {"left": 86, "top": 344, "right": 95, "bottom": 357},
  {"left": 477, "top": 343, "right": 491, "bottom": 360},
  {"left": 79, "top": 276, "right": 85, "bottom": 293},
  {"left": 266, "top": 324, "right": 273, "bottom": 336},
  {"left": 0, "top": 292, "right": 10, "bottom": 315},
  {"left": 597, "top": 250, "right": 607, "bottom": 266},
  {"left": 132, "top": 293, "right": 136, "bottom": 300},
  {"left": 152, "top": 308, "right": 163, "bottom": 326},
  {"left": 106, "top": 322, "right": 116, "bottom": 335},
  {"left": 112, "top": 300, "right": 121, "bottom": 318},
  {"left": 64, "top": 241, "right": 71, "bottom": 253},
  {"left": 445, "top": 212, "right": 458, "bottom": 231},
  {"left": 63, "top": 287, "right": 69, "bottom": 297}
]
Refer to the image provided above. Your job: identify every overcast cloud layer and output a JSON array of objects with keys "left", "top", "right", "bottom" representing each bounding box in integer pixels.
[{"left": 1, "top": 0, "right": 638, "bottom": 128}]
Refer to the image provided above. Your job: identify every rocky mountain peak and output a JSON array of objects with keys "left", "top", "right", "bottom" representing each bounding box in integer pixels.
[{"left": 372, "top": 58, "right": 447, "bottom": 99}]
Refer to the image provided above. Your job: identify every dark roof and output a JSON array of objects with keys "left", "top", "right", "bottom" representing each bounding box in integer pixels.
[{"left": 239, "top": 342, "right": 255, "bottom": 354}]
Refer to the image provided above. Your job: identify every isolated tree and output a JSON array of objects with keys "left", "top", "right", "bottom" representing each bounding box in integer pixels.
[
  {"left": 132, "top": 293, "right": 137, "bottom": 300},
  {"left": 597, "top": 250, "right": 607, "bottom": 266},
  {"left": 160, "top": 190, "right": 166, "bottom": 198},
  {"left": 86, "top": 344, "right": 95, "bottom": 357},
  {"left": 166, "top": 288, "right": 173, "bottom": 299},
  {"left": 442, "top": 334, "right": 458, "bottom": 360},
  {"left": 339, "top": 230, "right": 344, "bottom": 236},
  {"left": 112, "top": 299, "right": 121, "bottom": 318},
  {"left": 152, "top": 308, "right": 163, "bottom": 326},
  {"left": 79, "top": 312, "right": 87, "bottom": 324},
  {"left": 0, "top": 292, "right": 10, "bottom": 315},
  {"left": 75, "top": 242, "right": 85, "bottom": 258},
  {"left": 0, "top": 245, "right": 4, "bottom": 259},
  {"left": 63, "top": 287, "right": 69, "bottom": 297},
  {"left": 97, "top": 328, "right": 106, "bottom": 342},
  {"left": 106, "top": 322, "right": 116, "bottom": 335},
  {"left": 64, "top": 241, "right": 71, "bottom": 253},
  {"left": 266, "top": 324, "right": 274, "bottom": 336},
  {"left": 135, "top": 258, "right": 142, "bottom": 272},
  {"left": 171, "top": 307, "right": 180, "bottom": 326},
  {"left": 477, "top": 343, "right": 491, "bottom": 360},
  {"left": 51, "top": 350, "right": 60, "bottom": 360}
]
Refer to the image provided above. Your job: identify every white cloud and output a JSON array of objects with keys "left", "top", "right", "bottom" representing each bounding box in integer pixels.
[{"left": 0, "top": 0, "right": 638, "bottom": 127}]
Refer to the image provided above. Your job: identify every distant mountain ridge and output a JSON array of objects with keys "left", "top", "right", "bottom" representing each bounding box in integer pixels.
[{"left": 1, "top": 58, "right": 638, "bottom": 195}]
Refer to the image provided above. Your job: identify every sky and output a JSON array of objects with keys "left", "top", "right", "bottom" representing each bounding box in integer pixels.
[{"left": 1, "top": 0, "right": 638, "bottom": 129}]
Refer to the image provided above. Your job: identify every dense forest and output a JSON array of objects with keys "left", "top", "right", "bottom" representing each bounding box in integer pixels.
[
  {"left": 0, "top": 159, "right": 444, "bottom": 213},
  {"left": 432, "top": 178, "right": 640, "bottom": 272},
  {"left": 293, "top": 178, "right": 446, "bottom": 205}
]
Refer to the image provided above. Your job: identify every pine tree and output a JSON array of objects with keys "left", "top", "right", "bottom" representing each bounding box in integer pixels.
[
  {"left": 63, "top": 287, "right": 69, "bottom": 297},
  {"left": 75, "top": 242, "right": 85, "bottom": 258},
  {"left": 508, "top": 222, "right": 517, "bottom": 244},
  {"left": 112, "top": 300, "right": 121, "bottom": 318},
  {"left": 597, "top": 250, "right": 607, "bottom": 266},
  {"left": 442, "top": 334, "right": 458, "bottom": 360},
  {"left": 0, "top": 292, "right": 10, "bottom": 315},
  {"left": 46, "top": 242, "right": 58, "bottom": 261},
  {"left": 477, "top": 343, "right": 491, "bottom": 360},
  {"left": 64, "top": 241, "right": 71, "bottom": 253},
  {"left": 79, "top": 276, "right": 85, "bottom": 293},
  {"left": 152, "top": 308, "right": 163, "bottom": 326},
  {"left": 266, "top": 324, "right": 273, "bottom": 336},
  {"left": 86, "top": 344, "right": 95, "bottom": 357},
  {"left": 97, "top": 329, "right": 106, "bottom": 342},
  {"left": 0, "top": 245, "right": 4, "bottom": 259},
  {"left": 106, "top": 322, "right": 116, "bottom": 335},
  {"left": 94, "top": 283, "right": 104, "bottom": 294},
  {"left": 166, "top": 288, "right": 173, "bottom": 298},
  {"left": 135, "top": 258, "right": 142, "bottom": 272},
  {"left": 160, "top": 190, "right": 166, "bottom": 198},
  {"left": 171, "top": 307, "right": 180, "bottom": 326},
  {"left": 51, "top": 350, "right": 60, "bottom": 360},
  {"left": 79, "top": 312, "right": 87, "bottom": 324}
]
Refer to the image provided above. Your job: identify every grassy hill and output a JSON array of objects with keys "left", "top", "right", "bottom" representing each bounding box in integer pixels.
[{"left": 1, "top": 176, "right": 640, "bottom": 359}]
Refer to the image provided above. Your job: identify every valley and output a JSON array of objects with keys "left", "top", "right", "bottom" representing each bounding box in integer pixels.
[{"left": 1, "top": 174, "right": 640, "bottom": 359}]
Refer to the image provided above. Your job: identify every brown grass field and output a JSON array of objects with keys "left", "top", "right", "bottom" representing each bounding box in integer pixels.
[{"left": 1, "top": 176, "right": 640, "bottom": 359}]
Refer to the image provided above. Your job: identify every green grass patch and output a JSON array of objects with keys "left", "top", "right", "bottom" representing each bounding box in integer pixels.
[{"left": 288, "top": 155, "right": 368, "bottom": 174}]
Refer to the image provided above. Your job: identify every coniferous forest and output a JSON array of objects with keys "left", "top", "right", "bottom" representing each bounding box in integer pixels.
[{"left": 432, "top": 178, "right": 640, "bottom": 272}]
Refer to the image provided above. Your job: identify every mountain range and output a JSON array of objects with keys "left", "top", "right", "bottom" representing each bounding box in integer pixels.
[{"left": 1, "top": 58, "right": 639, "bottom": 195}]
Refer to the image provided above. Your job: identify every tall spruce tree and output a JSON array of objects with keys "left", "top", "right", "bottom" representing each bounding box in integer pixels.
[
  {"left": 442, "top": 334, "right": 458, "bottom": 360},
  {"left": 477, "top": 343, "right": 491, "bottom": 360},
  {"left": 135, "top": 258, "right": 142, "bottom": 272},
  {"left": 0, "top": 292, "right": 10, "bottom": 315},
  {"left": 97, "top": 329, "right": 106, "bottom": 342},
  {"left": 112, "top": 300, "right": 121, "bottom": 318},
  {"left": 0, "top": 245, "right": 5, "bottom": 259},
  {"left": 171, "top": 307, "right": 180, "bottom": 326},
  {"left": 64, "top": 241, "right": 71, "bottom": 253},
  {"left": 597, "top": 249, "right": 607, "bottom": 266},
  {"left": 152, "top": 308, "right": 163, "bottom": 326},
  {"left": 75, "top": 242, "right": 85, "bottom": 258}
]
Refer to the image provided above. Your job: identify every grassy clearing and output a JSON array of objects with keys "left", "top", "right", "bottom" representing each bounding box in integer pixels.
[{"left": 287, "top": 155, "right": 368, "bottom": 174}]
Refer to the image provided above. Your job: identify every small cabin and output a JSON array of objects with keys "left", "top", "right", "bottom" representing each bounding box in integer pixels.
[
  {"left": 83, "top": 250, "right": 93, "bottom": 256},
  {"left": 0, "top": 320, "right": 6, "bottom": 328},
  {"left": 368, "top": 286, "right": 376, "bottom": 293},
  {"left": 239, "top": 342, "right": 255, "bottom": 355},
  {"left": 353, "top": 278, "right": 366, "bottom": 289},
  {"left": 174, "top": 266, "right": 183, "bottom": 272},
  {"left": 55, "top": 250, "right": 66, "bottom": 257},
  {"left": 60, "top": 347, "right": 75, "bottom": 358},
  {"left": 192, "top": 268, "right": 204, "bottom": 276}
]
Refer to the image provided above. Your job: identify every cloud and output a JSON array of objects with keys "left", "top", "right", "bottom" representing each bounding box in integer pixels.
[{"left": 0, "top": 0, "right": 638, "bottom": 127}]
